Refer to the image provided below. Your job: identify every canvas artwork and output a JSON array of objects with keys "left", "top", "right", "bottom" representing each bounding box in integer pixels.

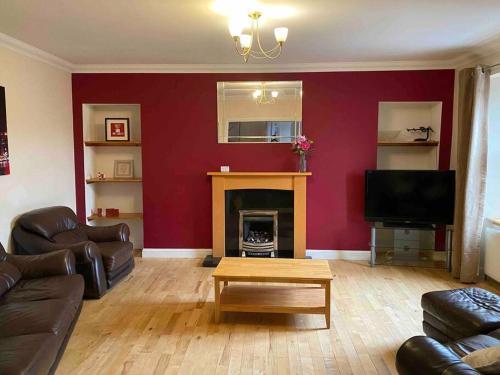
[{"left": 0, "top": 86, "right": 9, "bottom": 176}]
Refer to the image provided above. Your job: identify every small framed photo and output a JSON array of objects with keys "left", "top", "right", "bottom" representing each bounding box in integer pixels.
[
  {"left": 105, "top": 118, "right": 130, "bottom": 141},
  {"left": 114, "top": 160, "right": 134, "bottom": 179}
]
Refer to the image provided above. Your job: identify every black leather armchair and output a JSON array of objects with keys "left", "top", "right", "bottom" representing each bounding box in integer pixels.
[{"left": 12, "top": 206, "right": 134, "bottom": 298}]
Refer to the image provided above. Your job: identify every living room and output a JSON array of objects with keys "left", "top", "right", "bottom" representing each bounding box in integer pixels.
[{"left": 0, "top": 1, "right": 499, "bottom": 374}]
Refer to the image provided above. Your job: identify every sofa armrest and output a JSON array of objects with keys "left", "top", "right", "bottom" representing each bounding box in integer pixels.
[
  {"left": 64, "top": 241, "right": 102, "bottom": 264},
  {"left": 7, "top": 249, "right": 76, "bottom": 279},
  {"left": 80, "top": 223, "right": 130, "bottom": 242},
  {"left": 396, "top": 336, "right": 481, "bottom": 375}
]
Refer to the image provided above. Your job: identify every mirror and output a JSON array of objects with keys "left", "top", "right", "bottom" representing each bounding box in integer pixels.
[{"left": 217, "top": 81, "right": 302, "bottom": 143}]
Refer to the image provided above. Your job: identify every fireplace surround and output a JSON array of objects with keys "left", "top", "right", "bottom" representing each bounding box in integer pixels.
[{"left": 206, "top": 172, "right": 311, "bottom": 265}]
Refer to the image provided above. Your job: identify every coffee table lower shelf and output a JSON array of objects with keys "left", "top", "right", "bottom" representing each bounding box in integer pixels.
[{"left": 216, "top": 285, "right": 329, "bottom": 328}]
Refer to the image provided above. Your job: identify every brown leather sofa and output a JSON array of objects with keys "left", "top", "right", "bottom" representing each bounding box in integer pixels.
[
  {"left": 12, "top": 206, "right": 134, "bottom": 298},
  {"left": 396, "top": 288, "right": 500, "bottom": 375},
  {"left": 0, "top": 241, "right": 84, "bottom": 374}
]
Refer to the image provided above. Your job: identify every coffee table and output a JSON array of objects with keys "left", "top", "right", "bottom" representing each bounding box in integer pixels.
[{"left": 212, "top": 257, "right": 333, "bottom": 328}]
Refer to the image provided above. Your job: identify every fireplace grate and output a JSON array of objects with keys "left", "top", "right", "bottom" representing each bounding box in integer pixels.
[{"left": 239, "top": 210, "right": 278, "bottom": 257}]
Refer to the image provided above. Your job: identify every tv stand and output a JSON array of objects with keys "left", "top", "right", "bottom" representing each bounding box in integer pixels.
[
  {"left": 382, "top": 222, "right": 435, "bottom": 229},
  {"left": 369, "top": 222, "right": 452, "bottom": 270}
]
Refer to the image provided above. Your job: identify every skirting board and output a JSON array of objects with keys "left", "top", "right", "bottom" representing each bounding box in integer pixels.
[{"left": 142, "top": 248, "right": 370, "bottom": 261}]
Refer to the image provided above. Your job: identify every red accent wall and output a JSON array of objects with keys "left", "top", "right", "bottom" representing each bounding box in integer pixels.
[{"left": 72, "top": 70, "right": 454, "bottom": 250}]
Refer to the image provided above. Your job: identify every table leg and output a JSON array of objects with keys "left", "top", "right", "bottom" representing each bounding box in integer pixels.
[
  {"left": 224, "top": 281, "right": 228, "bottom": 286},
  {"left": 325, "top": 281, "right": 331, "bottom": 329},
  {"left": 214, "top": 277, "right": 221, "bottom": 323}
]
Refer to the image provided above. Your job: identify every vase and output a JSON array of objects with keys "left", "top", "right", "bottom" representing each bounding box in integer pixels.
[{"left": 299, "top": 153, "right": 307, "bottom": 173}]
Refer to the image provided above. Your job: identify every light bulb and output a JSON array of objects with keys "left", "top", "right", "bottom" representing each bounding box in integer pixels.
[
  {"left": 239, "top": 34, "right": 252, "bottom": 49},
  {"left": 274, "top": 27, "right": 288, "bottom": 43},
  {"left": 253, "top": 89, "right": 262, "bottom": 98},
  {"left": 271, "top": 91, "right": 279, "bottom": 98}
]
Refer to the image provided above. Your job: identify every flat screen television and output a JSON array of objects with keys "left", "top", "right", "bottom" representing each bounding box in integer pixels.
[{"left": 364, "top": 170, "right": 455, "bottom": 225}]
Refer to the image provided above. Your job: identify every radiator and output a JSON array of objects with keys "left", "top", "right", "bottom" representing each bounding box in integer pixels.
[{"left": 485, "top": 219, "right": 500, "bottom": 282}]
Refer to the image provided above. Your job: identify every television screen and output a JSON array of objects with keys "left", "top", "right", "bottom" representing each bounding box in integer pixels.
[{"left": 364, "top": 170, "right": 455, "bottom": 224}]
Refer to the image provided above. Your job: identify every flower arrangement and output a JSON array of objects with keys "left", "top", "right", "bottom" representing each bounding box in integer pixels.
[
  {"left": 292, "top": 135, "right": 314, "bottom": 172},
  {"left": 292, "top": 135, "right": 314, "bottom": 155}
]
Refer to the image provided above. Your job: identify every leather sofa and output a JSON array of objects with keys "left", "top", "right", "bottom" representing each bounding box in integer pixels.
[
  {"left": 0, "top": 241, "right": 84, "bottom": 374},
  {"left": 396, "top": 288, "right": 500, "bottom": 375},
  {"left": 12, "top": 206, "right": 134, "bottom": 298}
]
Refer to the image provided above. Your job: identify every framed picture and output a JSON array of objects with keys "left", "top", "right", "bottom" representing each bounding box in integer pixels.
[
  {"left": 114, "top": 160, "right": 134, "bottom": 179},
  {"left": 105, "top": 118, "right": 130, "bottom": 141},
  {"left": 0, "top": 86, "right": 10, "bottom": 176}
]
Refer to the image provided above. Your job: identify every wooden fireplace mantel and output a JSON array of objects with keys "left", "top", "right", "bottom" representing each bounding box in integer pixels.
[{"left": 208, "top": 172, "right": 312, "bottom": 258}]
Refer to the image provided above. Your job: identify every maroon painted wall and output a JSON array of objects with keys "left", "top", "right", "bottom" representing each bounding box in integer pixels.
[{"left": 72, "top": 70, "right": 455, "bottom": 250}]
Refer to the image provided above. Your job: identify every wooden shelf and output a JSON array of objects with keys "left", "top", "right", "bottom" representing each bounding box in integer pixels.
[
  {"left": 84, "top": 141, "right": 141, "bottom": 147},
  {"left": 86, "top": 178, "right": 142, "bottom": 184},
  {"left": 219, "top": 285, "right": 326, "bottom": 314},
  {"left": 377, "top": 141, "right": 439, "bottom": 147},
  {"left": 87, "top": 213, "right": 143, "bottom": 221}
]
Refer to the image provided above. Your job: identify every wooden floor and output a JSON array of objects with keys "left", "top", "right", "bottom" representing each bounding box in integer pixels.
[{"left": 57, "top": 258, "right": 497, "bottom": 375}]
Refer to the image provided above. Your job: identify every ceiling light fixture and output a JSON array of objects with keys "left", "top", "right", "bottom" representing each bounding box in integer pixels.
[
  {"left": 228, "top": 11, "right": 288, "bottom": 63},
  {"left": 253, "top": 83, "right": 278, "bottom": 104}
]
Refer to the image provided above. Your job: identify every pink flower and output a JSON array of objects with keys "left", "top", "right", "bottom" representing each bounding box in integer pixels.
[{"left": 299, "top": 141, "right": 311, "bottom": 151}]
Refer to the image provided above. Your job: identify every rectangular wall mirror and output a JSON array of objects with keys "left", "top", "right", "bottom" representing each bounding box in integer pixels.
[{"left": 217, "top": 81, "right": 302, "bottom": 143}]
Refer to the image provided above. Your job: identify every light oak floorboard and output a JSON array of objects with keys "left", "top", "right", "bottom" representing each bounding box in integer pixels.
[{"left": 57, "top": 258, "right": 498, "bottom": 375}]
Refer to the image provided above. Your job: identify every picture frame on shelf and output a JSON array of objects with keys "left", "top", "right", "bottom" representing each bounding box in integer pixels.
[
  {"left": 105, "top": 118, "right": 130, "bottom": 141},
  {"left": 114, "top": 160, "right": 134, "bottom": 179}
]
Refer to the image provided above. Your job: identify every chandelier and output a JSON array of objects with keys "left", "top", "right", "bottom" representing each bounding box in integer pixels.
[
  {"left": 228, "top": 11, "right": 288, "bottom": 63},
  {"left": 253, "top": 83, "right": 279, "bottom": 104}
]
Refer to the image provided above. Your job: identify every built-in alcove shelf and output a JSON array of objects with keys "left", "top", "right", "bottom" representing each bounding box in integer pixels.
[
  {"left": 87, "top": 213, "right": 143, "bottom": 221},
  {"left": 86, "top": 177, "right": 143, "bottom": 184},
  {"left": 85, "top": 141, "right": 141, "bottom": 147},
  {"left": 82, "top": 103, "right": 144, "bottom": 249},
  {"left": 377, "top": 141, "right": 439, "bottom": 147}
]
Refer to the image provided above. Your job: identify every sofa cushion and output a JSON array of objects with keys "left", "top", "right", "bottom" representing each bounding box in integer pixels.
[
  {"left": 52, "top": 228, "right": 88, "bottom": 244},
  {"left": 422, "top": 288, "right": 500, "bottom": 338},
  {"left": 462, "top": 346, "right": 500, "bottom": 375},
  {"left": 0, "top": 262, "right": 21, "bottom": 297},
  {"left": 0, "top": 299, "right": 76, "bottom": 337},
  {"left": 447, "top": 334, "right": 500, "bottom": 357},
  {"left": 0, "top": 333, "right": 60, "bottom": 375},
  {"left": 1, "top": 275, "right": 84, "bottom": 308},
  {"left": 18, "top": 206, "right": 78, "bottom": 240},
  {"left": 98, "top": 241, "right": 133, "bottom": 274}
]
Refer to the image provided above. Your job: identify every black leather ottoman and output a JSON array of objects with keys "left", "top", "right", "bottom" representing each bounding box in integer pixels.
[{"left": 421, "top": 287, "right": 500, "bottom": 342}]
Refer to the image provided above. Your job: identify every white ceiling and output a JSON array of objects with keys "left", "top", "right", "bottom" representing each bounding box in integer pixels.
[{"left": 0, "top": 0, "right": 499, "bottom": 66}]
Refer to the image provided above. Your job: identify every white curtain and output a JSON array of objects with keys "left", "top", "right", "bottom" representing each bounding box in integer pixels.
[{"left": 452, "top": 66, "right": 490, "bottom": 283}]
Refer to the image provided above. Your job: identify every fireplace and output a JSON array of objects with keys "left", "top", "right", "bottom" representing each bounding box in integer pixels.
[
  {"left": 225, "top": 189, "right": 293, "bottom": 258},
  {"left": 207, "top": 172, "right": 311, "bottom": 265},
  {"left": 239, "top": 210, "right": 278, "bottom": 257}
]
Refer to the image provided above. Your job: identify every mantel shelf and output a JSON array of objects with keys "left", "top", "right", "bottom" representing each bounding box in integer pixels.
[
  {"left": 207, "top": 172, "right": 312, "bottom": 176},
  {"left": 377, "top": 141, "right": 439, "bottom": 147},
  {"left": 87, "top": 213, "right": 143, "bottom": 221},
  {"left": 84, "top": 141, "right": 141, "bottom": 147},
  {"left": 86, "top": 178, "right": 142, "bottom": 184}
]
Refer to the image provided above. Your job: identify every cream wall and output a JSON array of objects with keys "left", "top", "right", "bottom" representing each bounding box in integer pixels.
[{"left": 0, "top": 45, "right": 75, "bottom": 250}]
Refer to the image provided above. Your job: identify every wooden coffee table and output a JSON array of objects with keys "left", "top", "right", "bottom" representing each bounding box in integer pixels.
[{"left": 212, "top": 257, "right": 333, "bottom": 328}]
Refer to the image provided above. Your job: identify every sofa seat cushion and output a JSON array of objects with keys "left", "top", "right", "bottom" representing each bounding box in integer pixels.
[
  {"left": 422, "top": 288, "right": 500, "bottom": 338},
  {"left": 0, "top": 299, "right": 76, "bottom": 337},
  {"left": 0, "top": 333, "right": 60, "bottom": 375},
  {"left": 98, "top": 241, "right": 133, "bottom": 274},
  {"left": 1, "top": 275, "right": 84, "bottom": 308},
  {"left": 447, "top": 334, "right": 500, "bottom": 357},
  {"left": 0, "top": 262, "right": 21, "bottom": 297}
]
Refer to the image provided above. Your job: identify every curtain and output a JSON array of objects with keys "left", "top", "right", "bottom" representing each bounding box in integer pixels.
[{"left": 452, "top": 66, "right": 490, "bottom": 282}]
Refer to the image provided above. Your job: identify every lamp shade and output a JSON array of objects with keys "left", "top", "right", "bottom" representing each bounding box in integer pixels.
[
  {"left": 239, "top": 34, "right": 253, "bottom": 49},
  {"left": 274, "top": 27, "right": 288, "bottom": 43}
]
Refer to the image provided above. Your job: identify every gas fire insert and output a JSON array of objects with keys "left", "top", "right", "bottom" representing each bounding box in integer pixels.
[{"left": 239, "top": 210, "right": 278, "bottom": 257}]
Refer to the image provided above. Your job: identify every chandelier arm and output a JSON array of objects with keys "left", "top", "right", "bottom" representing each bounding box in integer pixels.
[
  {"left": 254, "top": 18, "right": 284, "bottom": 59},
  {"left": 249, "top": 45, "right": 282, "bottom": 59}
]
